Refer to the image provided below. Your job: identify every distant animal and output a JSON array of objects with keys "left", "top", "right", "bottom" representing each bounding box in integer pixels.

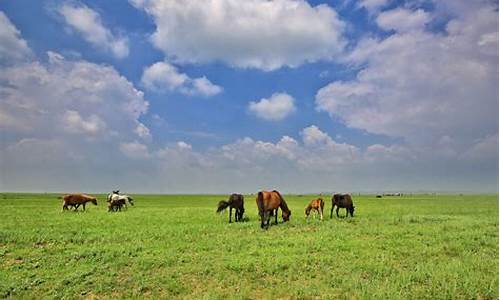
[
  {"left": 330, "top": 194, "right": 355, "bottom": 218},
  {"left": 62, "top": 194, "right": 97, "bottom": 211},
  {"left": 305, "top": 198, "right": 324, "bottom": 220},
  {"left": 108, "top": 198, "right": 126, "bottom": 212},
  {"left": 256, "top": 190, "right": 291, "bottom": 229},
  {"left": 107, "top": 191, "right": 134, "bottom": 209},
  {"left": 216, "top": 193, "right": 245, "bottom": 223},
  {"left": 376, "top": 195, "right": 382, "bottom": 198}
]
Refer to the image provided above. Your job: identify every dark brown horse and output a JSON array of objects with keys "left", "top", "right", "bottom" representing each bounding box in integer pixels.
[
  {"left": 330, "top": 194, "right": 355, "bottom": 218},
  {"left": 62, "top": 194, "right": 97, "bottom": 211},
  {"left": 108, "top": 198, "right": 126, "bottom": 212},
  {"left": 256, "top": 190, "right": 291, "bottom": 229},
  {"left": 216, "top": 193, "right": 245, "bottom": 223},
  {"left": 305, "top": 198, "right": 324, "bottom": 220}
]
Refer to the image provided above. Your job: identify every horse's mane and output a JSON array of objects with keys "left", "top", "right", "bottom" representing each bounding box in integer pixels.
[{"left": 272, "top": 190, "right": 289, "bottom": 213}]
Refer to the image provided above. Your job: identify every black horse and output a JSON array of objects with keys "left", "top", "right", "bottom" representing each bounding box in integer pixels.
[
  {"left": 330, "top": 194, "right": 355, "bottom": 218},
  {"left": 216, "top": 194, "right": 245, "bottom": 223}
]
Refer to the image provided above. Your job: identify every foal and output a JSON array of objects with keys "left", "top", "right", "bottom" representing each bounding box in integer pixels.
[{"left": 305, "top": 198, "right": 324, "bottom": 220}]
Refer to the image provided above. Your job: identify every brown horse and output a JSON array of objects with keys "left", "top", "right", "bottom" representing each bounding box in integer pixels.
[
  {"left": 256, "top": 190, "right": 291, "bottom": 229},
  {"left": 330, "top": 194, "right": 355, "bottom": 218},
  {"left": 216, "top": 193, "right": 245, "bottom": 223},
  {"left": 62, "top": 194, "right": 97, "bottom": 211},
  {"left": 305, "top": 198, "right": 324, "bottom": 220}
]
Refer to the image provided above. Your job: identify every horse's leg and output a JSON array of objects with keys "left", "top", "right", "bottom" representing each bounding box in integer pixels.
[
  {"left": 336, "top": 207, "right": 340, "bottom": 218},
  {"left": 274, "top": 209, "right": 278, "bottom": 224},
  {"left": 261, "top": 211, "right": 268, "bottom": 229},
  {"left": 83, "top": 203, "right": 86, "bottom": 211},
  {"left": 330, "top": 205, "right": 334, "bottom": 219},
  {"left": 229, "top": 207, "right": 233, "bottom": 223},
  {"left": 345, "top": 208, "right": 348, "bottom": 218},
  {"left": 320, "top": 207, "right": 324, "bottom": 220}
]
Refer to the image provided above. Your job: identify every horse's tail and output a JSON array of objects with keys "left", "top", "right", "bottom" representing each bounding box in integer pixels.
[
  {"left": 216, "top": 200, "right": 230, "bottom": 213},
  {"left": 256, "top": 192, "right": 265, "bottom": 218}
]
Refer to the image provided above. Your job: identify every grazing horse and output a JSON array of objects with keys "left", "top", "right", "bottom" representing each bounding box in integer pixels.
[
  {"left": 216, "top": 193, "right": 245, "bottom": 223},
  {"left": 330, "top": 194, "right": 355, "bottom": 218},
  {"left": 305, "top": 198, "right": 324, "bottom": 220},
  {"left": 256, "top": 190, "right": 291, "bottom": 229},
  {"left": 62, "top": 194, "right": 97, "bottom": 211},
  {"left": 107, "top": 191, "right": 134, "bottom": 209},
  {"left": 108, "top": 198, "right": 126, "bottom": 212}
]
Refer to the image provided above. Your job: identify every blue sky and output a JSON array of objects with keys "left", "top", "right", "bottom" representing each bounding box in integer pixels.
[{"left": 0, "top": 0, "right": 498, "bottom": 193}]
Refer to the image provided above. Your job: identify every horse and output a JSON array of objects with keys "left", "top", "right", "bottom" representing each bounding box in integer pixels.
[
  {"left": 330, "top": 194, "right": 355, "bottom": 218},
  {"left": 62, "top": 194, "right": 97, "bottom": 211},
  {"left": 256, "top": 190, "right": 291, "bottom": 229},
  {"left": 107, "top": 191, "right": 134, "bottom": 209},
  {"left": 108, "top": 198, "right": 126, "bottom": 212},
  {"left": 305, "top": 198, "right": 324, "bottom": 220},
  {"left": 216, "top": 193, "right": 245, "bottom": 223}
]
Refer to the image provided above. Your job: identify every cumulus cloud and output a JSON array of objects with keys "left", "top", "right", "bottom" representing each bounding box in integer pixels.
[
  {"left": 137, "top": 125, "right": 496, "bottom": 193},
  {"left": 376, "top": 8, "right": 430, "bottom": 32},
  {"left": 119, "top": 141, "right": 150, "bottom": 159},
  {"left": 0, "top": 51, "right": 153, "bottom": 191},
  {"left": 316, "top": 2, "right": 498, "bottom": 150},
  {"left": 0, "top": 52, "right": 149, "bottom": 140},
  {"left": 130, "top": 0, "right": 346, "bottom": 70},
  {"left": 58, "top": 3, "right": 129, "bottom": 58},
  {"left": 141, "top": 61, "right": 222, "bottom": 96},
  {"left": 0, "top": 11, "right": 32, "bottom": 64},
  {"left": 62, "top": 110, "right": 107, "bottom": 136},
  {"left": 248, "top": 93, "right": 296, "bottom": 121}
]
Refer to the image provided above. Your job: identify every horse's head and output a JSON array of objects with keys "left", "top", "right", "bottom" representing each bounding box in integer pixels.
[
  {"left": 282, "top": 209, "right": 291, "bottom": 222},
  {"left": 91, "top": 198, "right": 98, "bottom": 205},
  {"left": 127, "top": 197, "right": 134, "bottom": 206},
  {"left": 304, "top": 206, "right": 311, "bottom": 216}
]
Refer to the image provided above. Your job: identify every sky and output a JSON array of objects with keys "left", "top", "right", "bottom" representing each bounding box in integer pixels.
[{"left": 0, "top": 0, "right": 498, "bottom": 194}]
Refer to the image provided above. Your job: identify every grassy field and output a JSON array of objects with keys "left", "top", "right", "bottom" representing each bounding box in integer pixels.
[{"left": 0, "top": 193, "right": 498, "bottom": 299}]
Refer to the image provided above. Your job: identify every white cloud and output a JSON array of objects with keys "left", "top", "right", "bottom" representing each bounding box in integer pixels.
[
  {"left": 0, "top": 11, "right": 32, "bottom": 64},
  {"left": 130, "top": 0, "right": 346, "bottom": 70},
  {"left": 62, "top": 110, "right": 106, "bottom": 135},
  {"left": 58, "top": 3, "right": 129, "bottom": 58},
  {"left": 357, "top": 0, "right": 389, "bottom": 13},
  {"left": 301, "top": 125, "right": 335, "bottom": 146},
  {"left": 141, "top": 61, "right": 222, "bottom": 96},
  {"left": 316, "top": 2, "right": 498, "bottom": 149},
  {"left": 376, "top": 8, "right": 430, "bottom": 32},
  {"left": 134, "top": 123, "right": 151, "bottom": 140},
  {"left": 120, "top": 141, "right": 150, "bottom": 159},
  {"left": 248, "top": 93, "right": 296, "bottom": 121},
  {"left": 0, "top": 51, "right": 149, "bottom": 143}
]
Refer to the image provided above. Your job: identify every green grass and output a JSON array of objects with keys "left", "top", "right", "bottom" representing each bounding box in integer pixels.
[{"left": 0, "top": 193, "right": 498, "bottom": 299}]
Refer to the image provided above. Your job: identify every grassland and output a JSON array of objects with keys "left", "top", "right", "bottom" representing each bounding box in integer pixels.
[{"left": 0, "top": 193, "right": 498, "bottom": 299}]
